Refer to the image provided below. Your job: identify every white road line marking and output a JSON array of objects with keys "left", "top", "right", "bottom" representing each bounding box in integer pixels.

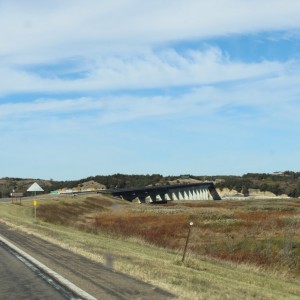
[{"left": 0, "top": 234, "right": 97, "bottom": 300}]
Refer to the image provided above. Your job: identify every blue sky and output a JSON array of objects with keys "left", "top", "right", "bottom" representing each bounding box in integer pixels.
[{"left": 1, "top": 0, "right": 300, "bottom": 180}]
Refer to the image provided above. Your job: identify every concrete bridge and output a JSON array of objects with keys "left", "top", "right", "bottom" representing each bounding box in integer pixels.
[{"left": 99, "top": 182, "right": 221, "bottom": 203}]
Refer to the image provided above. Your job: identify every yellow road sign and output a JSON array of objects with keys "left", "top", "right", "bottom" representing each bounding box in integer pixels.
[{"left": 33, "top": 200, "right": 37, "bottom": 206}]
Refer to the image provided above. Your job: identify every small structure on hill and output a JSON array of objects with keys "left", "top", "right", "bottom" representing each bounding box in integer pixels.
[{"left": 27, "top": 182, "right": 44, "bottom": 196}]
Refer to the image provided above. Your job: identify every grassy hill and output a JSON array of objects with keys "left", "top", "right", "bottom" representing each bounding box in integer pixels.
[{"left": 0, "top": 194, "right": 299, "bottom": 299}]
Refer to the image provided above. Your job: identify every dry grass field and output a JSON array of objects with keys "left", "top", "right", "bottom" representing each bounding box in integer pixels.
[
  {"left": 37, "top": 196, "right": 300, "bottom": 278},
  {"left": 1, "top": 195, "right": 300, "bottom": 299}
]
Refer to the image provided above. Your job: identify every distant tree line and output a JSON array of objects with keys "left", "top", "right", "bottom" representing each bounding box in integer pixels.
[
  {"left": 40, "top": 173, "right": 164, "bottom": 192},
  {"left": 88, "top": 174, "right": 164, "bottom": 189},
  {"left": 215, "top": 172, "right": 300, "bottom": 197},
  {"left": 2, "top": 171, "right": 300, "bottom": 198}
]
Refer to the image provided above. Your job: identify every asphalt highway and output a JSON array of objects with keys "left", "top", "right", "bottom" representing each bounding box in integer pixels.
[
  {"left": 0, "top": 223, "right": 174, "bottom": 299},
  {"left": 0, "top": 241, "right": 67, "bottom": 300},
  {"left": 0, "top": 194, "right": 58, "bottom": 203},
  {"left": 0, "top": 197, "right": 12, "bottom": 203}
]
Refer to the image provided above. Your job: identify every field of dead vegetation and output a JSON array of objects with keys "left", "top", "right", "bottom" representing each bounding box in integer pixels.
[
  {"left": 1, "top": 194, "right": 300, "bottom": 299},
  {"left": 37, "top": 196, "right": 300, "bottom": 277}
]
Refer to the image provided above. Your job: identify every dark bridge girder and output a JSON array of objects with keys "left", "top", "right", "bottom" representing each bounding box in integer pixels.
[{"left": 98, "top": 182, "right": 221, "bottom": 202}]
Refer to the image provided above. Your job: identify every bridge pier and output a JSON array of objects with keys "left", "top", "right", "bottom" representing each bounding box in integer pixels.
[
  {"left": 137, "top": 187, "right": 215, "bottom": 202},
  {"left": 201, "top": 189, "right": 204, "bottom": 200},
  {"left": 149, "top": 194, "right": 157, "bottom": 203},
  {"left": 156, "top": 194, "right": 164, "bottom": 201},
  {"left": 193, "top": 189, "right": 198, "bottom": 200},
  {"left": 138, "top": 196, "right": 146, "bottom": 204},
  {"left": 204, "top": 189, "right": 208, "bottom": 200},
  {"left": 171, "top": 191, "right": 179, "bottom": 201}
]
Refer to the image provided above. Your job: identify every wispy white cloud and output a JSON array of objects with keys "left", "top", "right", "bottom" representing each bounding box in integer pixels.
[
  {"left": 1, "top": 64, "right": 300, "bottom": 129},
  {"left": 1, "top": 0, "right": 300, "bottom": 57},
  {"left": 1, "top": 1, "right": 300, "bottom": 178},
  {"left": 0, "top": 97, "right": 99, "bottom": 118},
  {"left": 0, "top": 1, "right": 299, "bottom": 97},
  {"left": 0, "top": 47, "right": 291, "bottom": 96}
]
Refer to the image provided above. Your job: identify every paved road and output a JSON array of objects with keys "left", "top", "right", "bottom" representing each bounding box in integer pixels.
[
  {"left": 0, "top": 241, "right": 67, "bottom": 300},
  {"left": 0, "top": 223, "right": 174, "bottom": 299},
  {"left": 0, "top": 197, "right": 13, "bottom": 203},
  {"left": 0, "top": 194, "right": 60, "bottom": 203},
  {"left": 0, "top": 193, "right": 96, "bottom": 203}
]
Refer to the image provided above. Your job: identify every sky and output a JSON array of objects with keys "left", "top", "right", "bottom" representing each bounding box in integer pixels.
[{"left": 1, "top": 0, "right": 300, "bottom": 180}]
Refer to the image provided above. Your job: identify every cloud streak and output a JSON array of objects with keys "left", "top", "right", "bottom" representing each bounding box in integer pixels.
[
  {"left": 1, "top": 0, "right": 300, "bottom": 56},
  {"left": 1, "top": 65, "right": 300, "bottom": 128},
  {"left": 0, "top": 47, "right": 291, "bottom": 96},
  {"left": 1, "top": 1, "right": 300, "bottom": 179}
]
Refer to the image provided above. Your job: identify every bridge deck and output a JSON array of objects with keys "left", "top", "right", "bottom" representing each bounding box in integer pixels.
[{"left": 98, "top": 182, "right": 221, "bottom": 202}]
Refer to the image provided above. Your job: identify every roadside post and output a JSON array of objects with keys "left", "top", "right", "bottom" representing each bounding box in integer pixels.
[
  {"left": 33, "top": 200, "right": 37, "bottom": 221},
  {"left": 182, "top": 221, "right": 193, "bottom": 263}
]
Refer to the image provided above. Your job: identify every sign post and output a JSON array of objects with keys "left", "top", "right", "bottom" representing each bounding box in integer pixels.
[
  {"left": 33, "top": 200, "right": 37, "bottom": 221},
  {"left": 182, "top": 221, "right": 194, "bottom": 263},
  {"left": 10, "top": 192, "right": 23, "bottom": 204}
]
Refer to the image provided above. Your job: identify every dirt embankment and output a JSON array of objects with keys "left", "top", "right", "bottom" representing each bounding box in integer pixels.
[{"left": 217, "top": 188, "right": 289, "bottom": 199}]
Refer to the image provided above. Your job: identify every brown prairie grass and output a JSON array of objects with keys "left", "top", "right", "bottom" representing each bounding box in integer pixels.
[
  {"left": 37, "top": 196, "right": 300, "bottom": 277},
  {"left": 93, "top": 211, "right": 189, "bottom": 248}
]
